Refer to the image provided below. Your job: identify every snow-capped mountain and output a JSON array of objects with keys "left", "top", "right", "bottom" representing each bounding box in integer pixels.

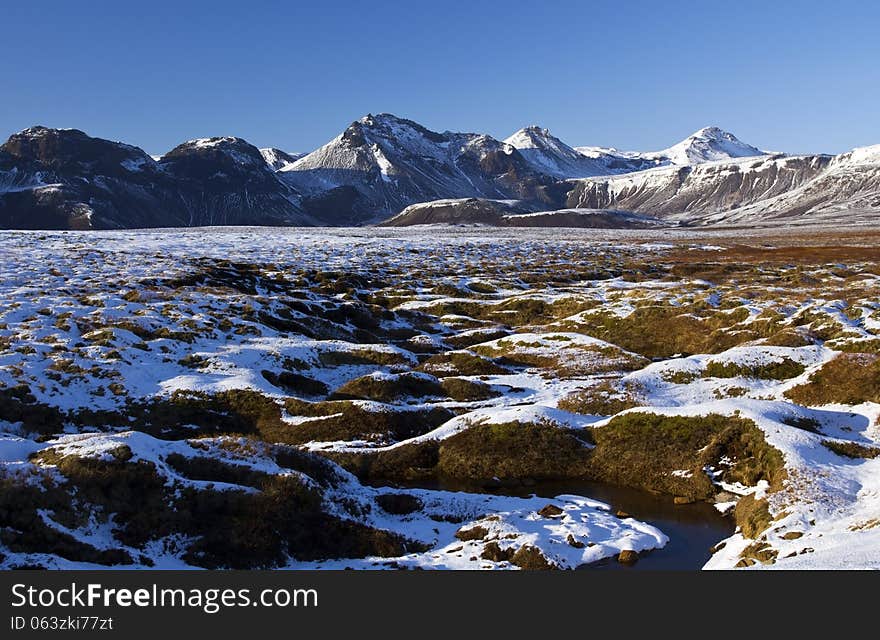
[
  {"left": 0, "top": 128, "right": 311, "bottom": 229},
  {"left": 510, "top": 125, "right": 767, "bottom": 180},
  {"left": 260, "top": 147, "right": 304, "bottom": 171},
  {"left": 157, "top": 136, "right": 311, "bottom": 226},
  {"left": 646, "top": 126, "right": 767, "bottom": 165},
  {"left": 504, "top": 126, "right": 659, "bottom": 178},
  {"left": 693, "top": 144, "right": 880, "bottom": 226},
  {"left": 563, "top": 153, "right": 831, "bottom": 222},
  {"left": 1, "top": 116, "right": 878, "bottom": 229},
  {"left": 277, "top": 113, "right": 556, "bottom": 224}
]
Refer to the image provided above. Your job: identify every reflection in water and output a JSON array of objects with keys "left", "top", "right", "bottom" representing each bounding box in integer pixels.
[{"left": 386, "top": 478, "right": 734, "bottom": 570}]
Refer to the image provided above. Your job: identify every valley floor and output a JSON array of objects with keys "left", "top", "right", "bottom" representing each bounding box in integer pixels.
[{"left": 0, "top": 225, "right": 878, "bottom": 570}]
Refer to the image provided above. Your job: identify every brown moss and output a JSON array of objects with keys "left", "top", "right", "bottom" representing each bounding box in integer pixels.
[
  {"left": 585, "top": 413, "right": 784, "bottom": 501},
  {"left": 510, "top": 545, "right": 556, "bottom": 570},
  {"left": 567, "top": 305, "right": 758, "bottom": 359},
  {"left": 331, "top": 373, "right": 444, "bottom": 403},
  {"left": 282, "top": 399, "right": 453, "bottom": 445},
  {"left": 418, "top": 351, "right": 512, "bottom": 376},
  {"left": 260, "top": 370, "right": 329, "bottom": 396},
  {"left": 739, "top": 541, "right": 777, "bottom": 565},
  {"left": 821, "top": 440, "right": 880, "bottom": 459},
  {"left": 735, "top": 494, "right": 774, "bottom": 539},
  {"left": 785, "top": 353, "right": 880, "bottom": 406},
  {"left": 557, "top": 381, "right": 644, "bottom": 416},
  {"left": 440, "top": 377, "right": 500, "bottom": 402},
  {"left": 481, "top": 541, "right": 514, "bottom": 562},
  {"left": 436, "top": 421, "right": 592, "bottom": 484},
  {"left": 455, "top": 525, "right": 489, "bottom": 541},
  {"left": 375, "top": 493, "right": 423, "bottom": 515}
]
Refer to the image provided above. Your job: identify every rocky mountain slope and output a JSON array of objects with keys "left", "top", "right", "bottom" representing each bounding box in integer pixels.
[
  {"left": 563, "top": 154, "right": 832, "bottom": 222},
  {"left": 0, "top": 128, "right": 312, "bottom": 229},
  {"left": 0, "top": 117, "right": 878, "bottom": 229},
  {"left": 504, "top": 126, "right": 659, "bottom": 178},
  {"left": 260, "top": 147, "right": 304, "bottom": 171},
  {"left": 277, "top": 114, "right": 559, "bottom": 224}
]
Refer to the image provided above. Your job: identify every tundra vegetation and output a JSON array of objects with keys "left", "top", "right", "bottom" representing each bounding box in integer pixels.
[{"left": 0, "top": 227, "right": 878, "bottom": 569}]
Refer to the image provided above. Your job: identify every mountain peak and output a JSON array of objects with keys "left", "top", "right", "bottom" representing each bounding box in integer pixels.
[
  {"left": 161, "top": 136, "right": 269, "bottom": 171},
  {"left": 691, "top": 125, "right": 727, "bottom": 138},
  {"left": 504, "top": 126, "right": 565, "bottom": 151},
  {"left": 260, "top": 147, "right": 303, "bottom": 171},
  {"left": 660, "top": 126, "right": 765, "bottom": 165},
  {"left": 504, "top": 125, "right": 653, "bottom": 178}
]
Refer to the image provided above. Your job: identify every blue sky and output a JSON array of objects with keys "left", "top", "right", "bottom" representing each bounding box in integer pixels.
[{"left": 2, "top": 1, "right": 878, "bottom": 156}]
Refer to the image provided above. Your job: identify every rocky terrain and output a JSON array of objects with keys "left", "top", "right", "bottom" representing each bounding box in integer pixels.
[
  {"left": 2, "top": 115, "right": 877, "bottom": 229},
  {"left": 0, "top": 127, "right": 312, "bottom": 229},
  {"left": 1, "top": 226, "right": 878, "bottom": 570}
]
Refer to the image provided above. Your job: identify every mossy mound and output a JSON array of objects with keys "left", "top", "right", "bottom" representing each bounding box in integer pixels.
[
  {"left": 472, "top": 338, "right": 647, "bottom": 378},
  {"left": 584, "top": 413, "right": 785, "bottom": 502},
  {"left": 566, "top": 305, "right": 756, "bottom": 359},
  {"left": 439, "top": 378, "right": 501, "bottom": 402},
  {"left": 317, "top": 348, "right": 411, "bottom": 367},
  {"left": 785, "top": 353, "right": 880, "bottom": 406},
  {"left": 436, "top": 421, "right": 593, "bottom": 483},
  {"left": 331, "top": 372, "right": 445, "bottom": 403},
  {"left": 283, "top": 399, "right": 453, "bottom": 444},
  {"left": 0, "top": 385, "right": 66, "bottom": 436},
  {"left": 734, "top": 494, "right": 773, "bottom": 539},
  {"left": 326, "top": 412, "right": 784, "bottom": 503},
  {"left": 418, "top": 351, "right": 512, "bottom": 376},
  {"left": 261, "top": 370, "right": 329, "bottom": 396},
  {"left": 331, "top": 420, "right": 592, "bottom": 485},
  {"left": 444, "top": 328, "right": 511, "bottom": 349},
  {"left": 557, "top": 381, "right": 644, "bottom": 416},
  {"left": 702, "top": 357, "right": 805, "bottom": 380},
  {"left": 762, "top": 329, "right": 816, "bottom": 348},
  {"left": 822, "top": 440, "right": 880, "bottom": 459},
  {"left": 73, "top": 389, "right": 286, "bottom": 442},
  {"left": 24, "top": 447, "right": 417, "bottom": 569}
]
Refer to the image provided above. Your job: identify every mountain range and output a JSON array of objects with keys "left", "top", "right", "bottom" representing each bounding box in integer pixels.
[{"left": 1, "top": 114, "right": 878, "bottom": 229}]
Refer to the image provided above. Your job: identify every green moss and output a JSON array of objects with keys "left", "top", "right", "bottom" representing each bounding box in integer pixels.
[{"left": 703, "top": 357, "right": 805, "bottom": 381}]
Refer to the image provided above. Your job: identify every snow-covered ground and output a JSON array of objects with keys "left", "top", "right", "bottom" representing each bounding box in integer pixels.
[{"left": 0, "top": 227, "right": 877, "bottom": 570}]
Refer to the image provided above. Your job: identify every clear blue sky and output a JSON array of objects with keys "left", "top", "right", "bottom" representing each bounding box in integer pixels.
[{"left": 2, "top": 0, "right": 878, "bottom": 156}]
